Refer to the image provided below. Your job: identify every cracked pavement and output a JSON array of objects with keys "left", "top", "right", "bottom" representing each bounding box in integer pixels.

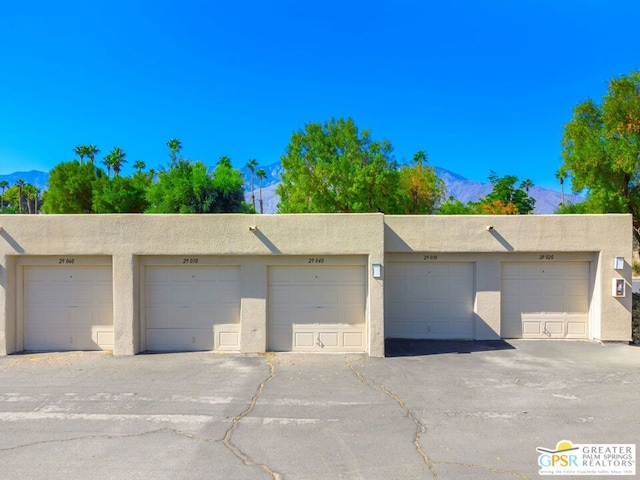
[{"left": 0, "top": 341, "right": 638, "bottom": 479}]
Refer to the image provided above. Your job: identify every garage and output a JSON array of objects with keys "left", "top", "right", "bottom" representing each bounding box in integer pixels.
[
  {"left": 501, "top": 262, "right": 590, "bottom": 339},
  {"left": 268, "top": 264, "right": 366, "bottom": 352},
  {"left": 385, "top": 262, "right": 475, "bottom": 339},
  {"left": 143, "top": 264, "right": 241, "bottom": 351},
  {"left": 23, "top": 262, "right": 113, "bottom": 351}
]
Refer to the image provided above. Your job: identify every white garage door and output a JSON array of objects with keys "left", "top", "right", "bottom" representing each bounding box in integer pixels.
[
  {"left": 385, "top": 262, "right": 475, "bottom": 339},
  {"left": 501, "top": 262, "right": 590, "bottom": 339},
  {"left": 24, "top": 266, "right": 113, "bottom": 351},
  {"left": 268, "top": 265, "right": 366, "bottom": 352},
  {"left": 144, "top": 265, "right": 240, "bottom": 351}
]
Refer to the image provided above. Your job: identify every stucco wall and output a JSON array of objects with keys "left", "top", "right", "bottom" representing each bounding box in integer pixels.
[
  {"left": 0, "top": 213, "right": 632, "bottom": 357},
  {"left": 385, "top": 214, "right": 632, "bottom": 341},
  {"left": 0, "top": 214, "right": 385, "bottom": 356}
]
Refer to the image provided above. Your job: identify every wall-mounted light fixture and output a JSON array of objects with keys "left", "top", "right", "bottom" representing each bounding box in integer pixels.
[
  {"left": 486, "top": 225, "right": 494, "bottom": 232},
  {"left": 372, "top": 263, "right": 382, "bottom": 279},
  {"left": 249, "top": 226, "right": 257, "bottom": 232},
  {"left": 613, "top": 256, "right": 624, "bottom": 270}
]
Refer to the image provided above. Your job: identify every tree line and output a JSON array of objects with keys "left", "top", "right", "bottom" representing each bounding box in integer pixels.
[
  {"left": 0, "top": 179, "right": 41, "bottom": 214},
  {"left": 1, "top": 131, "right": 538, "bottom": 216}
]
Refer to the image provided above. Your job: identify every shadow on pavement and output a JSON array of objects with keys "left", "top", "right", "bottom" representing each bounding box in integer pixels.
[{"left": 385, "top": 338, "right": 516, "bottom": 357}]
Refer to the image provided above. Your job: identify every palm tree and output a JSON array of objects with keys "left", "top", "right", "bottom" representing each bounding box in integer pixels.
[
  {"left": 0, "top": 180, "right": 8, "bottom": 213},
  {"left": 256, "top": 168, "right": 266, "bottom": 214},
  {"left": 15, "top": 179, "right": 25, "bottom": 213},
  {"left": 109, "top": 147, "right": 127, "bottom": 176},
  {"left": 218, "top": 156, "right": 232, "bottom": 168},
  {"left": 102, "top": 154, "right": 115, "bottom": 178},
  {"left": 86, "top": 145, "right": 100, "bottom": 164},
  {"left": 556, "top": 171, "right": 565, "bottom": 207},
  {"left": 166, "top": 138, "right": 182, "bottom": 165},
  {"left": 74, "top": 145, "right": 87, "bottom": 163},
  {"left": 32, "top": 186, "right": 41, "bottom": 214},
  {"left": 413, "top": 150, "right": 427, "bottom": 171},
  {"left": 133, "top": 160, "right": 145, "bottom": 173},
  {"left": 246, "top": 159, "right": 258, "bottom": 210},
  {"left": 23, "top": 184, "right": 36, "bottom": 214}
]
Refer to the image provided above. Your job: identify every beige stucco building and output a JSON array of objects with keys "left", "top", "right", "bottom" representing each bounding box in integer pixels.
[{"left": 0, "top": 213, "right": 632, "bottom": 357}]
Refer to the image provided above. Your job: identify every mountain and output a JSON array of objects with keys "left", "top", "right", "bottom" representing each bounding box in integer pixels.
[
  {"left": 0, "top": 171, "right": 49, "bottom": 190},
  {"left": 243, "top": 162, "right": 582, "bottom": 214}
]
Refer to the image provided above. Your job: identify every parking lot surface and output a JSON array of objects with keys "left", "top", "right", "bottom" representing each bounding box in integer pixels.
[{"left": 0, "top": 340, "right": 638, "bottom": 479}]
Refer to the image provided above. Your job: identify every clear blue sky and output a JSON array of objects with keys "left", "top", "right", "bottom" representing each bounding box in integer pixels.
[{"left": 1, "top": 0, "right": 638, "bottom": 190}]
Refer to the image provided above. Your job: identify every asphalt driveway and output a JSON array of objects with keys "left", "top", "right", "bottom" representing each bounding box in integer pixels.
[{"left": 0, "top": 340, "right": 638, "bottom": 479}]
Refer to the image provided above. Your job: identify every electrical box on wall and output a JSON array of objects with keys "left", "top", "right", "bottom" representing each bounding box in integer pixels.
[{"left": 612, "top": 278, "right": 626, "bottom": 297}]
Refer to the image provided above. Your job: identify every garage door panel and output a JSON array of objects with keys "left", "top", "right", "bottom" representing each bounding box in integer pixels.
[
  {"left": 544, "top": 321, "right": 564, "bottom": 336},
  {"left": 146, "top": 285, "right": 172, "bottom": 305},
  {"left": 268, "top": 265, "right": 366, "bottom": 352},
  {"left": 567, "top": 322, "right": 587, "bottom": 336},
  {"left": 214, "top": 285, "right": 240, "bottom": 302},
  {"left": 145, "top": 265, "right": 241, "bottom": 352},
  {"left": 146, "top": 329, "right": 214, "bottom": 351},
  {"left": 522, "top": 321, "right": 539, "bottom": 335},
  {"left": 210, "top": 305, "right": 238, "bottom": 324},
  {"left": 385, "top": 262, "right": 474, "bottom": 339},
  {"left": 567, "top": 298, "right": 588, "bottom": 312},
  {"left": 339, "top": 286, "right": 365, "bottom": 303},
  {"left": 501, "top": 262, "right": 589, "bottom": 339},
  {"left": 294, "top": 331, "right": 315, "bottom": 348},
  {"left": 24, "top": 265, "right": 113, "bottom": 351}
]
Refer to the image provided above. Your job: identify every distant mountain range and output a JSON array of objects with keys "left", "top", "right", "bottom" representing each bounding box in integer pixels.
[
  {"left": 0, "top": 171, "right": 49, "bottom": 190},
  {"left": 241, "top": 162, "right": 582, "bottom": 214},
  {"left": 0, "top": 165, "right": 580, "bottom": 214}
]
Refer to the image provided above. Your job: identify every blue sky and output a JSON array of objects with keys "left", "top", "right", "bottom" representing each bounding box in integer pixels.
[{"left": 1, "top": 0, "right": 638, "bottom": 190}]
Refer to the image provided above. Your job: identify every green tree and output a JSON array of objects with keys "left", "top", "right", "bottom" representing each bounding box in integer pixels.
[
  {"left": 92, "top": 174, "right": 150, "bottom": 213},
  {"left": 210, "top": 157, "right": 247, "bottom": 213},
  {"left": 256, "top": 168, "right": 266, "bottom": 214},
  {"left": 42, "top": 161, "right": 100, "bottom": 213},
  {"left": 146, "top": 157, "right": 247, "bottom": 214},
  {"left": 166, "top": 138, "right": 182, "bottom": 165},
  {"left": 437, "top": 196, "right": 481, "bottom": 215},
  {"left": 246, "top": 159, "right": 258, "bottom": 210},
  {"left": 1, "top": 185, "right": 20, "bottom": 213},
  {"left": 480, "top": 172, "right": 535, "bottom": 214},
  {"left": 277, "top": 117, "right": 399, "bottom": 213},
  {"left": 0, "top": 180, "right": 8, "bottom": 213},
  {"left": 558, "top": 70, "right": 640, "bottom": 245},
  {"left": 396, "top": 151, "right": 445, "bottom": 214}
]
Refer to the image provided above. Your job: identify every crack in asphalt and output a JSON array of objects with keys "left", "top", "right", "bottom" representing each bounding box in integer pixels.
[
  {"left": 434, "top": 461, "right": 532, "bottom": 479},
  {"left": 345, "top": 356, "right": 438, "bottom": 480},
  {"left": 0, "top": 427, "right": 210, "bottom": 452},
  {"left": 346, "top": 356, "right": 531, "bottom": 480},
  {"left": 222, "top": 355, "right": 282, "bottom": 480}
]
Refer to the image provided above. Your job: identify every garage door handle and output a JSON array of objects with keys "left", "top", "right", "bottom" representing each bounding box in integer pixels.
[{"left": 316, "top": 337, "right": 324, "bottom": 348}]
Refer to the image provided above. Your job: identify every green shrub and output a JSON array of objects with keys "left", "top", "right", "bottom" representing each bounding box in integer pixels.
[
  {"left": 632, "top": 293, "right": 640, "bottom": 344},
  {"left": 633, "top": 261, "right": 640, "bottom": 277}
]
